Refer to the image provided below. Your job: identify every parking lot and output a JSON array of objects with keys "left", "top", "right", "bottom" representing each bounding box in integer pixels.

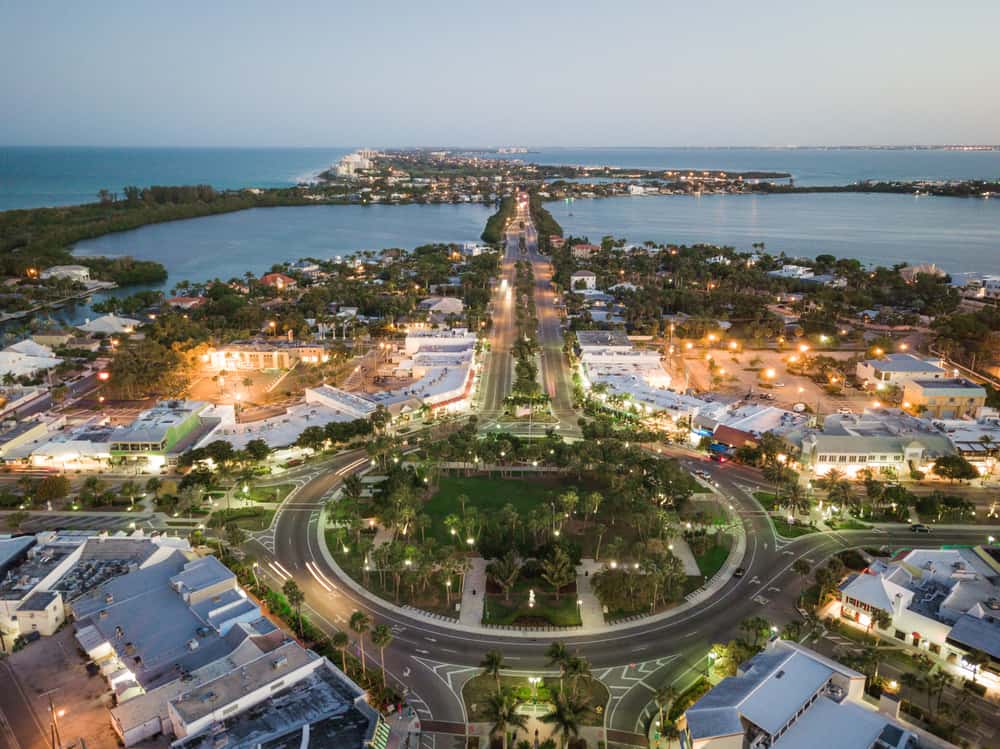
[
  {"left": 675, "top": 347, "right": 877, "bottom": 416},
  {"left": 0, "top": 627, "right": 121, "bottom": 749}
]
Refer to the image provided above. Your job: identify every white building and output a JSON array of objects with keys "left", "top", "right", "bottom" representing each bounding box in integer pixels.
[
  {"left": 680, "top": 640, "right": 918, "bottom": 749},
  {"left": 801, "top": 410, "right": 955, "bottom": 478},
  {"left": 0, "top": 338, "right": 63, "bottom": 378},
  {"left": 855, "top": 354, "right": 946, "bottom": 389},
  {"left": 837, "top": 547, "right": 1000, "bottom": 675},
  {"left": 570, "top": 270, "right": 598, "bottom": 291},
  {"left": 40, "top": 264, "right": 91, "bottom": 282},
  {"left": 78, "top": 314, "right": 141, "bottom": 335}
]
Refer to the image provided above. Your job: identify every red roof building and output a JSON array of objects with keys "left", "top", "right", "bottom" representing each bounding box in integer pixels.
[{"left": 260, "top": 273, "right": 297, "bottom": 290}]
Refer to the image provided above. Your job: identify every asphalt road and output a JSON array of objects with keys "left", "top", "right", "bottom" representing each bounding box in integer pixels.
[
  {"left": 256, "top": 446, "right": 996, "bottom": 742},
  {"left": 475, "top": 210, "right": 520, "bottom": 424}
]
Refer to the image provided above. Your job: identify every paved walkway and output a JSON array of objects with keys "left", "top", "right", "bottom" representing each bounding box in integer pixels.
[
  {"left": 576, "top": 560, "right": 605, "bottom": 629},
  {"left": 670, "top": 537, "right": 700, "bottom": 576},
  {"left": 459, "top": 557, "right": 487, "bottom": 625}
]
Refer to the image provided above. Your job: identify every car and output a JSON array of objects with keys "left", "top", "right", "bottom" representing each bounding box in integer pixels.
[
  {"left": 910, "top": 524, "right": 931, "bottom": 533},
  {"left": 837, "top": 407, "right": 853, "bottom": 415},
  {"left": 774, "top": 382, "right": 786, "bottom": 388},
  {"left": 733, "top": 567, "right": 746, "bottom": 578},
  {"left": 710, "top": 454, "right": 728, "bottom": 463},
  {"left": 695, "top": 469, "right": 710, "bottom": 478}
]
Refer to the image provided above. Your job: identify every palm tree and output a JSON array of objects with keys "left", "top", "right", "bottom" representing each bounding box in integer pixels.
[
  {"left": 349, "top": 610, "right": 371, "bottom": 677},
  {"left": 541, "top": 547, "right": 575, "bottom": 602},
  {"left": 484, "top": 689, "right": 528, "bottom": 749},
  {"left": 480, "top": 650, "right": 505, "bottom": 695},
  {"left": 282, "top": 580, "right": 305, "bottom": 635},
  {"left": 332, "top": 630, "right": 350, "bottom": 673},
  {"left": 654, "top": 685, "right": 677, "bottom": 738},
  {"left": 792, "top": 559, "right": 812, "bottom": 607},
  {"left": 540, "top": 689, "right": 590, "bottom": 749},
  {"left": 487, "top": 551, "right": 522, "bottom": 602},
  {"left": 545, "top": 641, "right": 570, "bottom": 690},
  {"left": 563, "top": 655, "right": 592, "bottom": 699},
  {"left": 370, "top": 624, "right": 393, "bottom": 689}
]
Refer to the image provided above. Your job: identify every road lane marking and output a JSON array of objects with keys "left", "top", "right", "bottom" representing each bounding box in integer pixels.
[{"left": 267, "top": 562, "right": 290, "bottom": 581}]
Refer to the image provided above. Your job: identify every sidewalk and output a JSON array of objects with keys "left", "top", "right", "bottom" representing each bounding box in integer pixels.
[
  {"left": 459, "top": 557, "right": 487, "bottom": 625},
  {"left": 576, "top": 560, "right": 605, "bottom": 629}
]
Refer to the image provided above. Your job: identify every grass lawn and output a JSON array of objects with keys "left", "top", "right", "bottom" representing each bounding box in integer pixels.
[
  {"left": 324, "top": 529, "right": 460, "bottom": 619},
  {"left": 772, "top": 517, "right": 819, "bottom": 538},
  {"left": 210, "top": 507, "right": 275, "bottom": 531},
  {"left": 832, "top": 518, "right": 873, "bottom": 531},
  {"left": 423, "top": 476, "right": 587, "bottom": 545},
  {"left": 463, "top": 674, "right": 608, "bottom": 726},
  {"left": 483, "top": 577, "right": 581, "bottom": 627},
  {"left": 247, "top": 483, "right": 294, "bottom": 504},
  {"left": 695, "top": 536, "right": 732, "bottom": 578},
  {"left": 753, "top": 492, "right": 779, "bottom": 511}
]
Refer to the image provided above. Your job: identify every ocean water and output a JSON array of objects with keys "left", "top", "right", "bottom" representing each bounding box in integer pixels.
[
  {"left": 0, "top": 146, "right": 350, "bottom": 210},
  {"left": 4, "top": 146, "right": 1000, "bottom": 212},
  {"left": 547, "top": 193, "right": 1000, "bottom": 274},
  {"left": 508, "top": 147, "right": 1000, "bottom": 187}
]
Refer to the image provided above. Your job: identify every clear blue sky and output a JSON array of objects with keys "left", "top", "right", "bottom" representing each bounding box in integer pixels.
[{"left": 2, "top": 0, "right": 998, "bottom": 147}]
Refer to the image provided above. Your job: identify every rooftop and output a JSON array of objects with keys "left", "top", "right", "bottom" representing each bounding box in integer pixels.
[
  {"left": 864, "top": 353, "right": 944, "bottom": 374},
  {"left": 576, "top": 330, "right": 631, "bottom": 348},
  {"left": 908, "top": 377, "right": 987, "bottom": 394}
]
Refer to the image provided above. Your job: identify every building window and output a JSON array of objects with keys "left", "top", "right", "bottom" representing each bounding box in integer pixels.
[
  {"left": 929, "top": 643, "right": 941, "bottom": 655},
  {"left": 895, "top": 630, "right": 906, "bottom": 641}
]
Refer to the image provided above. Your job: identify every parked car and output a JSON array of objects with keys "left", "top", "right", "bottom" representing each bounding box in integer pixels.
[
  {"left": 710, "top": 454, "right": 728, "bottom": 463},
  {"left": 733, "top": 567, "right": 746, "bottom": 578},
  {"left": 837, "top": 407, "right": 853, "bottom": 415},
  {"left": 910, "top": 523, "right": 931, "bottom": 533}
]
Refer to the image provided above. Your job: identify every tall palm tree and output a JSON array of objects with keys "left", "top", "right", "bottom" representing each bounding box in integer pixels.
[
  {"left": 485, "top": 689, "right": 528, "bottom": 749},
  {"left": 332, "top": 630, "right": 350, "bottom": 673},
  {"left": 349, "top": 610, "right": 371, "bottom": 677},
  {"left": 563, "top": 655, "right": 592, "bottom": 699},
  {"left": 370, "top": 624, "right": 393, "bottom": 689},
  {"left": 540, "top": 689, "right": 590, "bottom": 749},
  {"left": 487, "top": 551, "right": 522, "bottom": 602},
  {"left": 545, "top": 641, "right": 570, "bottom": 690},
  {"left": 480, "top": 650, "right": 505, "bottom": 695},
  {"left": 654, "top": 685, "right": 677, "bottom": 738}
]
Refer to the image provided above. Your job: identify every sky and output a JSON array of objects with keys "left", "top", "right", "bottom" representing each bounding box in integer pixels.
[{"left": 2, "top": 0, "right": 999, "bottom": 147}]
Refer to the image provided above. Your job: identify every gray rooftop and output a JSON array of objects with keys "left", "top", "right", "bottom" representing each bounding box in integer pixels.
[
  {"left": 909, "top": 377, "right": 986, "bottom": 394},
  {"left": 684, "top": 643, "right": 868, "bottom": 742},
  {"left": 865, "top": 354, "right": 944, "bottom": 374},
  {"left": 576, "top": 329, "right": 631, "bottom": 348},
  {"left": 0, "top": 536, "right": 35, "bottom": 575},
  {"left": 946, "top": 613, "right": 1000, "bottom": 660},
  {"left": 73, "top": 550, "right": 251, "bottom": 688},
  {"left": 175, "top": 661, "right": 376, "bottom": 749},
  {"left": 17, "top": 589, "right": 59, "bottom": 611}
]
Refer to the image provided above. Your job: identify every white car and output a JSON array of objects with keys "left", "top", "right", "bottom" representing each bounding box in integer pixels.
[{"left": 837, "top": 407, "right": 853, "bottom": 415}]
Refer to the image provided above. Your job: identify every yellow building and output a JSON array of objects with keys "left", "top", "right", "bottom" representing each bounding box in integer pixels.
[{"left": 902, "top": 378, "right": 987, "bottom": 419}]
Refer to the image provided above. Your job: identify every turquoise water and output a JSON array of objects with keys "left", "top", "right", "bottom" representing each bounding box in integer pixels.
[
  {"left": 547, "top": 193, "right": 1000, "bottom": 274},
  {"left": 0, "top": 146, "right": 349, "bottom": 210},
  {"left": 5, "top": 146, "right": 1000, "bottom": 211},
  {"left": 512, "top": 147, "right": 1000, "bottom": 187}
]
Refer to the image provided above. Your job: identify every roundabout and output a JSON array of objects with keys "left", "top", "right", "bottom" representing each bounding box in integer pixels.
[{"left": 246, "top": 444, "right": 995, "bottom": 747}]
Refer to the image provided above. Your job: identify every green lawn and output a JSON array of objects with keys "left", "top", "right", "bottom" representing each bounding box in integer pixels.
[
  {"left": 753, "top": 492, "right": 780, "bottom": 511},
  {"left": 832, "top": 518, "right": 873, "bottom": 531},
  {"left": 695, "top": 538, "right": 732, "bottom": 578},
  {"left": 247, "top": 483, "right": 294, "bottom": 504},
  {"left": 463, "top": 674, "right": 607, "bottom": 726},
  {"left": 423, "top": 476, "right": 581, "bottom": 545},
  {"left": 210, "top": 507, "right": 275, "bottom": 531},
  {"left": 483, "top": 577, "right": 581, "bottom": 627},
  {"left": 772, "top": 517, "right": 819, "bottom": 538}
]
